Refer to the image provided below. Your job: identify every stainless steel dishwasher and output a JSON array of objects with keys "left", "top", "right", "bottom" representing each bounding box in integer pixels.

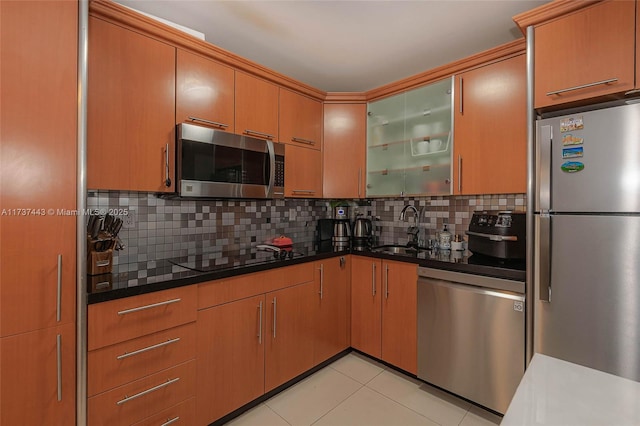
[{"left": 417, "top": 267, "right": 525, "bottom": 414}]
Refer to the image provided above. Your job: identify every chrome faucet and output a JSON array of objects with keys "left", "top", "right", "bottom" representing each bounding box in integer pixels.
[
  {"left": 399, "top": 205, "right": 419, "bottom": 222},
  {"left": 399, "top": 205, "right": 421, "bottom": 247}
]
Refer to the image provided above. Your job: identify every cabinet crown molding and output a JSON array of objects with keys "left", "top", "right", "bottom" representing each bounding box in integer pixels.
[
  {"left": 90, "top": 0, "right": 326, "bottom": 101},
  {"left": 365, "top": 38, "right": 525, "bottom": 102},
  {"left": 512, "top": 0, "right": 602, "bottom": 33}
]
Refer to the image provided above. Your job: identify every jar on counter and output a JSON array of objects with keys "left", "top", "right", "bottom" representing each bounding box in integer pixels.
[
  {"left": 451, "top": 234, "right": 464, "bottom": 251},
  {"left": 439, "top": 224, "right": 451, "bottom": 250}
]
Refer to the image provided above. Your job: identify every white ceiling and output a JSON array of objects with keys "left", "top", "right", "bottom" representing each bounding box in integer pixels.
[{"left": 114, "top": 0, "right": 548, "bottom": 92}]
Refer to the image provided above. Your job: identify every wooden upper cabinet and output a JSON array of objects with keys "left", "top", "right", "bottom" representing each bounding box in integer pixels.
[
  {"left": 284, "top": 144, "right": 323, "bottom": 198},
  {"left": 235, "top": 72, "right": 279, "bottom": 141},
  {"left": 323, "top": 103, "right": 367, "bottom": 199},
  {"left": 88, "top": 16, "right": 176, "bottom": 192},
  {"left": 380, "top": 260, "right": 417, "bottom": 375},
  {"left": 534, "top": 0, "right": 635, "bottom": 109},
  {"left": 279, "top": 88, "right": 322, "bottom": 150},
  {"left": 176, "top": 49, "right": 235, "bottom": 132},
  {"left": 0, "top": 0, "right": 77, "bottom": 336},
  {"left": 453, "top": 54, "right": 527, "bottom": 195}
]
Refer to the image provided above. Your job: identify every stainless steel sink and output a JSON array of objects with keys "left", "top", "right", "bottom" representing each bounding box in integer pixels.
[{"left": 371, "top": 245, "right": 422, "bottom": 256}]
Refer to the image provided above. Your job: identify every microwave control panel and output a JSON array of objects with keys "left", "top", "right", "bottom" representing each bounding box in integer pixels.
[{"left": 275, "top": 155, "right": 285, "bottom": 187}]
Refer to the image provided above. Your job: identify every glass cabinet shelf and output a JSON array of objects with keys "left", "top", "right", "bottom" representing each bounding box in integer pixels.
[{"left": 366, "top": 77, "right": 453, "bottom": 197}]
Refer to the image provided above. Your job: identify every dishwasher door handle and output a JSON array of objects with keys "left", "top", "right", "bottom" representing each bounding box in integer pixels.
[{"left": 418, "top": 278, "right": 525, "bottom": 302}]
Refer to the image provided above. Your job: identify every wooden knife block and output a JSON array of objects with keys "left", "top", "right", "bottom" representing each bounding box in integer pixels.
[{"left": 87, "top": 236, "right": 113, "bottom": 275}]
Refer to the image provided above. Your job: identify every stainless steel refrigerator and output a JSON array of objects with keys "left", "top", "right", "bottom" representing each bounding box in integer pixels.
[{"left": 535, "top": 101, "right": 640, "bottom": 381}]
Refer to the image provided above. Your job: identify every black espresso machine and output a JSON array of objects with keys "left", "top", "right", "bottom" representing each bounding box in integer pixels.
[{"left": 466, "top": 210, "right": 526, "bottom": 259}]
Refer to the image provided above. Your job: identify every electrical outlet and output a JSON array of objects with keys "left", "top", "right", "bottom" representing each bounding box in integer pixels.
[{"left": 123, "top": 208, "right": 137, "bottom": 229}]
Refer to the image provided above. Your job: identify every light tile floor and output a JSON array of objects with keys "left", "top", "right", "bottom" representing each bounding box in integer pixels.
[{"left": 226, "top": 352, "right": 502, "bottom": 426}]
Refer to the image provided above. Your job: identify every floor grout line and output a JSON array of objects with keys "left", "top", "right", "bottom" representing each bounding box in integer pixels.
[
  {"left": 309, "top": 381, "right": 365, "bottom": 426},
  {"left": 263, "top": 402, "right": 294, "bottom": 426},
  {"left": 229, "top": 354, "right": 500, "bottom": 426},
  {"left": 363, "top": 381, "right": 448, "bottom": 426}
]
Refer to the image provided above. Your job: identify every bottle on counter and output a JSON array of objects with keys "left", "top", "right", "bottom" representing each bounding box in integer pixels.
[{"left": 439, "top": 224, "right": 452, "bottom": 250}]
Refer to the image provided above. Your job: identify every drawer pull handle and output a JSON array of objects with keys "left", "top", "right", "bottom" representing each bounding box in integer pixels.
[
  {"left": 116, "top": 338, "right": 181, "bottom": 360},
  {"left": 546, "top": 78, "right": 618, "bottom": 96},
  {"left": 292, "top": 189, "right": 316, "bottom": 194},
  {"left": 116, "top": 377, "right": 180, "bottom": 405},
  {"left": 117, "top": 298, "right": 181, "bottom": 315},
  {"left": 188, "top": 116, "right": 229, "bottom": 129},
  {"left": 291, "top": 136, "right": 316, "bottom": 146},
  {"left": 161, "top": 416, "right": 180, "bottom": 426},
  {"left": 244, "top": 129, "right": 274, "bottom": 140}
]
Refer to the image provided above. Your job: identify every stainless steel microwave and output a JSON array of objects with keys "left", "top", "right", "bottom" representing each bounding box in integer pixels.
[{"left": 177, "top": 123, "right": 285, "bottom": 199}]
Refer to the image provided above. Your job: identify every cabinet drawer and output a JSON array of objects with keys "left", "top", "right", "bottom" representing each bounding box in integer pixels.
[
  {"left": 131, "top": 397, "right": 195, "bottom": 426},
  {"left": 198, "top": 263, "right": 315, "bottom": 309},
  {"left": 88, "top": 322, "right": 196, "bottom": 397},
  {"left": 88, "top": 286, "right": 197, "bottom": 350},
  {"left": 88, "top": 360, "right": 195, "bottom": 426}
]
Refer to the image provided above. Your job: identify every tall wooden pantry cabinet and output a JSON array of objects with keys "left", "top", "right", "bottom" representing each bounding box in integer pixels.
[{"left": 0, "top": 1, "right": 78, "bottom": 424}]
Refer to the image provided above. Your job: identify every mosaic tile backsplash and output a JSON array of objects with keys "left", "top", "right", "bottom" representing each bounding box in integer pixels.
[{"left": 87, "top": 191, "right": 525, "bottom": 276}]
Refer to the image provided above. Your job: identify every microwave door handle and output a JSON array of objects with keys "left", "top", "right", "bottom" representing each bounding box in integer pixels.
[{"left": 266, "top": 140, "right": 276, "bottom": 198}]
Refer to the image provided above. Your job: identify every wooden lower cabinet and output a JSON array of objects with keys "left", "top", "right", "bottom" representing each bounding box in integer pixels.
[
  {"left": 351, "top": 256, "right": 382, "bottom": 358},
  {"left": 380, "top": 260, "right": 418, "bottom": 374},
  {"left": 0, "top": 322, "right": 76, "bottom": 426},
  {"left": 132, "top": 397, "right": 196, "bottom": 426},
  {"left": 88, "top": 323, "right": 197, "bottom": 397},
  {"left": 88, "top": 360, "right": 195, "bottom": 426},
  {"left": 87, "top": 286, "right": 198, "bottom": 425},
  {"left": 88, "top": 286, "right": 198, "bottom": 351},
  {"left": 351, "top": 256, "right": 418, "bottom": 374},
  {"left": 196, "top": 295, "right": 265, "bottom": 425},
  {"left": 313, "top": 256, "right": 351, "bottom": 364},
  {"left": 265, "top": 281, "right": 316, "bottom": 392}
]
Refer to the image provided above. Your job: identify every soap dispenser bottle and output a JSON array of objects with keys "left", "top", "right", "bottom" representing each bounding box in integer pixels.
[{"left": 439, "top": 223, "right": 452, "bottom": 250}]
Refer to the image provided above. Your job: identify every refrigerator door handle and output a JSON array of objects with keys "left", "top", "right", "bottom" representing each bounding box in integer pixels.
[
  {"left": 537, "top": 124, "right": 552, "bottom": 212},
  {"left": 538, "top": 213, "right": 552, "bottom": 302}
]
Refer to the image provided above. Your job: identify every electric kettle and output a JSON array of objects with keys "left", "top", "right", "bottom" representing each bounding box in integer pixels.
[{"left": 353, "top": 217, "right": 372, "bottom": 239}]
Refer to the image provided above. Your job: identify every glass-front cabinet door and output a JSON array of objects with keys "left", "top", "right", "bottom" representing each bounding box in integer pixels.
[{"left": 366, "top": 77, "right": 453, "bottom": 197}]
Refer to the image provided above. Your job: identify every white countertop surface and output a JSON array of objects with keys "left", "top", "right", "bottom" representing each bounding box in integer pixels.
[{"left": 502, "top": 354, "right": 640, "bottom": 426}]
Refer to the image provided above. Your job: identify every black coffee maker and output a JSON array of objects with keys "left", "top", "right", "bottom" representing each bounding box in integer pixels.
[
  {"left": 332, "top": 206, "right": 351, "bottom": 249},
  {"left": 315, "top": 206, "right": 352, "bottom": 249}
]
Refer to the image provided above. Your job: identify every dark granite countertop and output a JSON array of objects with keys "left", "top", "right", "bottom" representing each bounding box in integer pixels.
[{"left": 87, "top": 242, "right": 525, "bottom": 304}]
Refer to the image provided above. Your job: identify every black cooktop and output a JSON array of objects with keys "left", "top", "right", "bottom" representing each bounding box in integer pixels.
[{"left": 168, "top": 246, "right": 308, "bottom": 273}]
